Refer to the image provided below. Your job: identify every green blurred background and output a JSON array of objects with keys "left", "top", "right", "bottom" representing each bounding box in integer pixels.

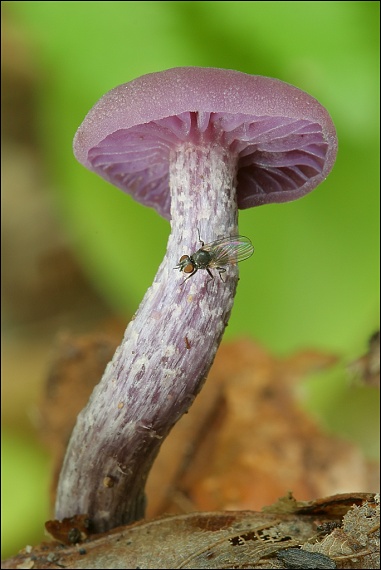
[{"left": 2, "top": 0, "right": 379, "bottom": 559}]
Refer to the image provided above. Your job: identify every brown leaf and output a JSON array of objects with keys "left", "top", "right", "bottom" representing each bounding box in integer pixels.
[
  {"left": 39, "top": 335, "right": 379, "bottom": 517},
  {"left": 146, "top": 340, "right": 378, "bottom": 516},
  {"left": 45, "top": 514, "right": 92, "bottom": 545},
  {"left": 1, "top": 494, "right": 378, "bottom": 569}
]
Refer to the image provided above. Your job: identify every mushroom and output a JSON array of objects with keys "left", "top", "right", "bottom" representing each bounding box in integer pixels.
[{"left": 55, "top": 67, "right": 337, "bottom": 532}]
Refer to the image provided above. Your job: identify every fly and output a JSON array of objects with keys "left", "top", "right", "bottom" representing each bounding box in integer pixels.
[{"left": 174, "top": 231, "right": 254, "bottom": 285}]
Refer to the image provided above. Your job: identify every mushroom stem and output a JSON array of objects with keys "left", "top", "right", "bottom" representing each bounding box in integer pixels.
[{"left": 55, "top": 144, "right": 240, "bottom": 532}]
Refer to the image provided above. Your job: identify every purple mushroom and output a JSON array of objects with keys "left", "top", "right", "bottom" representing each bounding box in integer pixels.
[{"left": 55, "top": 67, "right": 337, "bottom": 532}]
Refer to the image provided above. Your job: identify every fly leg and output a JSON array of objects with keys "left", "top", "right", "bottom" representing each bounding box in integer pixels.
[
  {"left": 203, "top": 267, "right": 215, "bottom": 288},
  {"left": 197, "top": 228, "right": 205, "bottom": 248},
  {"left": 217, "top": 267, "right": 226, "bottom": 282}
]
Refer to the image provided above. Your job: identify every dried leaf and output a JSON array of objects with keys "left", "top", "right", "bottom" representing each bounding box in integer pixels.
[
  {"left": 1, "top": 494, "right": 378, "bottom": 569},
  {"left": 302, "top": 493, "right": 380, "bottom": 569},
  {"left": 39, "top": 336, "right": 379, "bottom": 517},
  {"left": 45, "top": 514, "right": 92, "bottom": 545},
  {"left": 148, "top": 341, "right": 377, "bottom": 516}
]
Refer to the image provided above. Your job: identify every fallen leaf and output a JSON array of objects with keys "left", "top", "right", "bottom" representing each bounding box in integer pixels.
[
  {"left": 1, "top": 494, "right": 378, "bottom": 569},
  {"left": 39, "top": 334, "right": 379, "bottom": 517}
]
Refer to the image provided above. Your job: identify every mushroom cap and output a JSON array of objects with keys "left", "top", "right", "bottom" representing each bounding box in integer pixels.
[{"left": 74, "top": 67, "right": 337, "bottom": 219}]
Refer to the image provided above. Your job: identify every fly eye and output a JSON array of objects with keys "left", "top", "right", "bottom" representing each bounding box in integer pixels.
[
  {"left": 183, "top": 263, "right": 194, "bottom": 274},
  {"left": 179, "top": 255, "right": 189, "bottom": 263}
]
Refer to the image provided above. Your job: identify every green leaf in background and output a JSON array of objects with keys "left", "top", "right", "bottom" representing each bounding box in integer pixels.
[
  {"left": 7, "top": 1, "right": 379, "bottom": 357},
  {"left": 1, "top": 433, "right": 50, "bottom": 558}
]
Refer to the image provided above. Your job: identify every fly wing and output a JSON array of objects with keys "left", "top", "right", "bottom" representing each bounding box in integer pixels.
[{"left": 203, "top": 236, "right": 254, "bottom": 267}]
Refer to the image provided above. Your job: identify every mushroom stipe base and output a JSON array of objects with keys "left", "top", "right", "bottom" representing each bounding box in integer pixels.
[{"left": 55, "top": 144, "right": 241, "bottom": 531}]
